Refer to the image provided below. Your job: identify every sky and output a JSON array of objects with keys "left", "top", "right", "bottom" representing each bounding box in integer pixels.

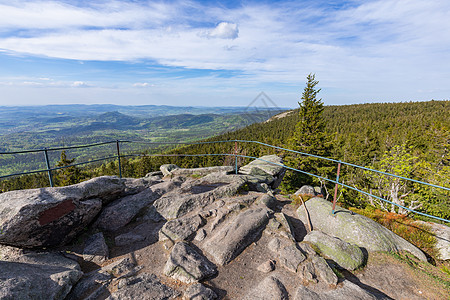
[{"left": 0, "top": 0, "right": 449, "bottom": 108}]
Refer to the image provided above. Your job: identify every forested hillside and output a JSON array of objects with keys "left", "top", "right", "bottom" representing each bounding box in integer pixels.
[{"left": 1, "top": 100, "right": 449, "bottom": 221}]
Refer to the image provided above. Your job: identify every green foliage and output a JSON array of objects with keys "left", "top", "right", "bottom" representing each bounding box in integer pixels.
[
  {"left": 350, "top": 206, "right": 439, "bottom": 261},
  {"left": 1, "top": 100, "right": 449, "bottom": 223},
  {"left": 55, "top": 150, "right": 82, "bottom": 186},
  {"left": 281, "top": 74, "right": 333, "bottom": 193},
  {"left": 359, "top": 144, "right": 420, "bottom": 214}
]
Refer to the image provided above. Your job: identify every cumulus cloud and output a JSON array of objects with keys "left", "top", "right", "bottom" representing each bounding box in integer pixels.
[
  {"left": 71, "top": 81, "right": 90, "bottom": 88},
  {"left": 133, "top": 82, "right": 154, "bottom": 88},
  {"left": 0, "top": 0, "right": 449, "bottom": 105},
  {"left": 207, "top": 22, "right": 239, "bottom": 39}
]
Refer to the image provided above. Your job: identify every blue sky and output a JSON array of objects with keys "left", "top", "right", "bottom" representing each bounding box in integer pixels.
[{"left": 0, "top": 0, "right": 449, "bottom": 107}]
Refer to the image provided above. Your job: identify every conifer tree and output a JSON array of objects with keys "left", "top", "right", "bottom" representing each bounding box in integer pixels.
[
  {"left": 55, "top": 150, "right": 80, "bottom": 186},
  {"left": 281, "top": 73, "right": 332, "bottom": 193}
]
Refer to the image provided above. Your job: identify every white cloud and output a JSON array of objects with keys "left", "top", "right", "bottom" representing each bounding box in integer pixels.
[
  {"left": 71, "top": 81, "right": 90, "bottom": 88},
  {"left": 0, "top": 0, "right": 449, "bottom": 105},
  {"left": 133, "top": 82, "right": 153, "bottom": 88},
  {"left": 207, "top": 22, "right": 239, "bottom": 39}
]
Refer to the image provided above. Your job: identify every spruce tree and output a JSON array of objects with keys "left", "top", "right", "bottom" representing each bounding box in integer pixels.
[
  {"left": 55, "top": 150, "right": 81, "bottom": 186},
  {"left": 281, "top": 73, "right": 332, "bottom": 193}
]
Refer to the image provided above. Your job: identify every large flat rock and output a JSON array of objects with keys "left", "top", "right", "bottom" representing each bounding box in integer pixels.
[
  {"left": 203, "top": 207, "right": 270, "bottom": 265},
  {"left": 297, "top": 198, "right": 427, "bottom": 261},
  {"left": 153, "top": 180, "right": 246, "bottom": 220},
  {"left": 239, "top": 155, "right": 286, "bottom": 188},
  {"left": 0, "top": 252, "right": 82, "bottom": 300},
  {"left": 95, "top": 188, "right": 159, "bottom": 231},
  {"left": 304, "top": 230, "right": 365, "bottom": 270},
  {"left": 0, "top": 176, "right": 124, "bottom": 248}
]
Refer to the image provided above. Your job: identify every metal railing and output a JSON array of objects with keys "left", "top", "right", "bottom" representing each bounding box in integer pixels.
[{"left": 1, "top": 139, "right": 449, "bottom": 223}]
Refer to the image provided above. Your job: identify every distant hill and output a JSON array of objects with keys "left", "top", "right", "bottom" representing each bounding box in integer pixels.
[{"left": 0, "top": 105, "right": 285, "bottom": 175}]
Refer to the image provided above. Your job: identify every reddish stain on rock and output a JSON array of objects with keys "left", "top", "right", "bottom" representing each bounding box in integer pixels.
[{"left": 39, "top": 200, "right": 76, "bottom": 225}]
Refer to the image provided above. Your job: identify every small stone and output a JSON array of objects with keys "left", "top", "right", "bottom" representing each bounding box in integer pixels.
[
  {"left": 298, "top": 260, "right": 318, "bottom": 283},
  {"left": 278, "top": 243, "right": 306, "bottom": 273},
  {"left": 257, "top": 260, "right": 276, "bottom": 273},
  {"left": 311, "top": 256, "right": 338, "bottom": 286},
  {"left": 83, "top": 232, "right": 109, "bottom": 264},
  {"left": 101, "top": 257, "right": 136, "bottom": 277},
  {"left": 258, "top": 194, "right": 278, "bottom": 210},
  {"left": 164, "top": 242, "right": 217, "bottom": 283},
  {"left": 195, "top": 229, "right": 207, "bottom": 241},
  {"left": 295, "top": 185, "right": 316, "bottom": 196},
  {"left": 184, "top": 283, "right": 218, "bottom": 300},
  {"left": 160, "top": 164, "right": 180, "bottom": 176}
]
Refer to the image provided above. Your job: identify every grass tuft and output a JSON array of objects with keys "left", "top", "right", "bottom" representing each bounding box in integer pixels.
[{"left": 350, "top": 206, "right": 439, "bottom": 261}]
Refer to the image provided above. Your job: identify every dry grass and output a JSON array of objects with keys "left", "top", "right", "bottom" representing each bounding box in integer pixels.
[{"left": 349, "top": 206, "right": 440, "bottom": 261}]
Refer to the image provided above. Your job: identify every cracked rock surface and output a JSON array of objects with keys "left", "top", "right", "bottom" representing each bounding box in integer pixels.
[{"left": 0, "top": 156, "right": 442, "bottom": 300}]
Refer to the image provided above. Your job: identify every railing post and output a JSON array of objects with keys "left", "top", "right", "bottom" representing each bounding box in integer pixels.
[
  {"left": 234, "top": 141, "right": 238, "bottom": 174},
  {"left": 43, "top": 148, "right": 54, "bottom": 187},
  {"left": 116, "top": 140, "right": 122, "bottom": 178},
  {"left": 332, "top": 161, "right": 341, "bottom": 214}
]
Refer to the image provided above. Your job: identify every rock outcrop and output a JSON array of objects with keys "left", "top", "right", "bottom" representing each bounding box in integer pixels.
[
  {"left": 203, "top": 207, "right": 270, "bottom": 265},
  {"left": 0, "top": 176, "right": 124, "bottom": 248},
  {"left": 304, "top": 230, "right": 365, "bottom": 270},
  {"left": 239, "top": 154, "right": 286, "bottom": 188},
  {"left": 297, "top": 197, "right": 427, "bottom": 261},
  {"left": 0, "top": 155, "right": 443, "bottom": 299},
  {"left": 0, "top": 252, "right": 82, "bottom": 300},
  {"left": 164, "top": 242, "right": 217, "bottom": 283}
]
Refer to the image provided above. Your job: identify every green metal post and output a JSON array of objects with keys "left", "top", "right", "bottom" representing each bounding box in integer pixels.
[
  {"left": 116, "top": 140, "right": 122, "bottom": 178},
  {"left": 43, "top": 148, "right": 54, "bottom": 187}
]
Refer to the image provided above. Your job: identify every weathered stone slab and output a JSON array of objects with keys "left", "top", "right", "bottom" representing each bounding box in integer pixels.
[
  {"left": 297, "top": 197, "right": 427, "bottom": 261},
  {"left": 170, "top": 166, "right": 234, "bottom": 177},
  {"left": 159, "top": 214, "right": 205, "bottom": 242},
  {"left": 83, "top": 232, "right": 109, "bottom": 264},
  {"left": 294, "top": 280, "right": 387, "bottom": 300},
  {"left": 66, "top": 269, "right": 112, "bottom": 300},
  {"left": 204, "top": 208, "right": 270, "bottom": 265},
  {"left": 304, "top": 230, "right": 364, "bottom": 270},
  {"left": 416, "top": 220, "right": 450, "bottom": 260},
  {"left": 164, "top": 242, "right": 217, "bottom": 283},
  {"left": 107, "top": 273, "right": 180, "bottom": 300},
  {"left": 242, "top": 275, "right": 288, "bottom": 300},
  {"left": 95, "top": 188, "right": 159, "bottom": 231},
  {"left": 0, "top": 196, "right": 101, "bottom": 248},
  {"left": 153, "top": 180, "right": 245, "bottom": 220},
  {"left": 123, "top": 177, "right": 162, "bottom": 195},
  {"left": 278, "top": 243, "right": 306, "bottom": 273},
  {"left": 63, "top": 176, "right": 125, "bottom": 204},
  {"left": 0, "top": 252, "right": 82, "bottom": 300},
  {"left": 0, "top": 176, "right": 126, "bottom": 248},
  {"left": 239, "top": 155, "right": 286, "bottom": 188}
]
